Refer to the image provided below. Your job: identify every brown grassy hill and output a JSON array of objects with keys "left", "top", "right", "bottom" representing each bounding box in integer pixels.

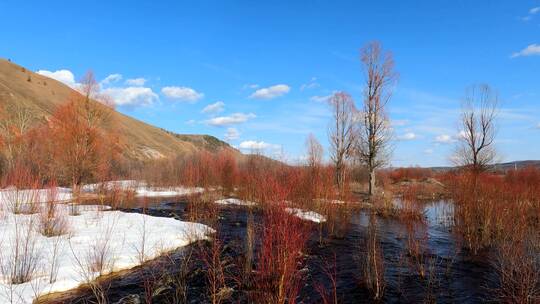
[{"left": 0, "top": 58, "right": 238, "bottom": 160}]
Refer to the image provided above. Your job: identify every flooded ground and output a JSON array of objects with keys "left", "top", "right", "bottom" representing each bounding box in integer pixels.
[{"left": 43, "top": 198, "right": 493, "bottom": 303}]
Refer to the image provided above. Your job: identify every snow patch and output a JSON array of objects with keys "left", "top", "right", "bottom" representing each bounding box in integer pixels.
[
  {"left": 82, "top": 180, "right": 204, "bottom": 197},
  {"left": 314, "top": 198, "right": 347, "bottom": 205},
  {"left": 285, "top": 208, "right": 326, "bottom": 223},
  {"left": 215, "top": 198, "right": 257, "bottom": 206}
]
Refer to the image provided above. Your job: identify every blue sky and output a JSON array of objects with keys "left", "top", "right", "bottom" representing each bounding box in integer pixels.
[{"left": 1, "top": 0, "right": 539, "bottom": 166}]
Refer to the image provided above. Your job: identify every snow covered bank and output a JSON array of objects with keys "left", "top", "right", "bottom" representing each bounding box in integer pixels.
[
  {"left": 285, "top": 208, "right": 326, "bottom": 223},
  {"left": 82, "top": 180, "right": 204, "bottom": 198},
  {"left": 0, "top": 195, "right": 213, "bottom": 303},
  {"left": 214, "top": 198, "right": 257, "bottom": 206}
]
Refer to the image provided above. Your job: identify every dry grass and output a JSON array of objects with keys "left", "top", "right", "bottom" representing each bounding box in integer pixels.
[{"left": 0, "top": 216, "right": 41, "bottom": 285}]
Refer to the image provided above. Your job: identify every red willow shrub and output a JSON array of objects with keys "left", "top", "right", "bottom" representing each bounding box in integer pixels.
[
  {"left": 361, "top": 213, "right": 386, "bottom": 301},
  {"left": 129, "top": 150, "right": 240, "bottom": 192},
  {"left": 444, "top": 167, "right": 540, "bottom": 301},
  {"left": 1, "top": 163, "right": 42, "bottom": 214},
  {"left": 445, "top": 168, "right": 540, "bottom": 253},
  {"left": 214, "top": 150, "right": 238, "bottom": 195},
  {"left": 386, "top": 167, "right": 434, "bottom": 183},
  {"left": 39, "top": 180, "right": 69, "bottom": 237},
  {"left": 252, "top": 202, "right": 310, "bottom": 304},
  {"left": 200, "top": 232, "right": 230, "bottom": 304},
  {"left": 314, "top": 253, "right": 339, "bottom": 304},
  {"left": 491, "top": 232, "right": 540, "bottom": 303}
]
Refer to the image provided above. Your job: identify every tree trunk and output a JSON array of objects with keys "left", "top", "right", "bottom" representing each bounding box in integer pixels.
[
  {"left": 336, "top": 162, "right": 344, "bottom": 195},
  {"left": 368, "top": 169, "right": 376, "bottom": 197}
]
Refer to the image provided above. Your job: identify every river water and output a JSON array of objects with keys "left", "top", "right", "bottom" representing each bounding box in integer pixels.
[{"left": 43, "top": 198, "right": 493, "bottom": 303}]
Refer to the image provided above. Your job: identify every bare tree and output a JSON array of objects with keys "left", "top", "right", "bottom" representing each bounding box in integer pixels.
[
  {"left": 454, "top": 84, "right": 498, "bottom": 173},
  {"left": 328, "top": 92, "right": 357, "bottom": 195},
  {"left": 0, "top": 103, "right": 34, "bottom": 169},
  {"left": 47, "top": 71, "right": 119, "bottom": 212},
  {"left": 355, "top": 41, "right": 397, "bottom": 197},
  {"left": 305, "top": 133, "right": 323, "bottom": 169},
  {"left": 306, "top": 134, "right": 324, "bottom": 199}
]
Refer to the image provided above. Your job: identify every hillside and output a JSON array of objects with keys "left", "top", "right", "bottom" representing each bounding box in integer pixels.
[{"left": 0, "top": 58, "right": 238, "bottom": 160}]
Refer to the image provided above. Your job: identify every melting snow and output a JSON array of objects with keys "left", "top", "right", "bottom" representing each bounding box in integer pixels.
[
  {"left": 82, "top": 180, "right": 204, "bottom": 197},
  {"left": 285, "top": 208, "right": 326, "bottom": 223},
  {"left": 214, "top": 198, "right": 257, "bottom": 206}
]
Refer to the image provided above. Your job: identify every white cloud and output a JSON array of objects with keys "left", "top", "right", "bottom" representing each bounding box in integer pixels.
[
  {"left": 243, "top": 84, "right": 259, "bottom": 90},
  {"left": 536, "top": 122, "right": 540, "bottom": 129},
  {"left": 435, "top": 134, "right": 454, "bottom": 144},
  {"left": 205, "top": 113, "right": 256, "bottom": 126},
  {"left": 202, "top": 101, "right": 225, "bottom": 114},
  {"left": 101, "top": 73, "right": 122, "bottom": 86},
  {"left": 397, "top": 132, "right": 417, "bottom": 141},
  {"left": 125, "top": 78, "right": 147, "bottom": 86},
  {"left": 162, "top": 86, "right": 204, "bottom": 102},
  {"left": 249, "top": 84, "right": 290, "bottom": 99},
  {"left": 310, "top": 94, "right": 333, "bottom": 103},
  {"left": 521, "top": 7, "right": 540, "bottom": 21},
  {"left": 300, "top": 77, "right": 319, "bottom": 91},
  {"left": 424, "top": 148, "right": 434, "bottom": 154},
  {"left": 511, "top": 44, "right": 540, "bottom": 58},
  {"left": 224, "top": 127, "right": 240, "bottom": 141},
  {"left": 239, "top": 141, "right": 282, "bottom": 155},
  {"left": 102, "top": 86, "right": 158, "bottom": 106},
  {"left": 186, "top": 119, "right": 196, "bottom": 125},
  {"left": 457, "top": 131, "right": 468, "bottom": 139},
  {"left": 239, "top": 140, "right": 272, "bottom": 150},
  {"left": 36, "top": 69, "right": 77, "bottom": 87},
  {"left": 37, "top": 68, "right": 158, "bottom": 107}
]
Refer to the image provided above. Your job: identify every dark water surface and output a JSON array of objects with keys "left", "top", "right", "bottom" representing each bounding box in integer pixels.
[{"left": 45, "top": 198, "right": 492, "bottom": 303}]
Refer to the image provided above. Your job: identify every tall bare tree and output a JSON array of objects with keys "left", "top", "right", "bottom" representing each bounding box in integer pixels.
[
  {"left": 454, "top": 84, "right": 498, "bottom": 173},
  {"left": 355, "top": 41, "right": 397, "bottom": 197},
  {"left": 328, "top": 92, "right": 357, "bottom": 194}
]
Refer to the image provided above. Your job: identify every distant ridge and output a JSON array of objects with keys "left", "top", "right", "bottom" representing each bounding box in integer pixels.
[
  {"left": 489, "top": 160, "right": 540, "bottom": 171},
  {"left": 428, "top": 160, "right": 540, "bottom": 172}
]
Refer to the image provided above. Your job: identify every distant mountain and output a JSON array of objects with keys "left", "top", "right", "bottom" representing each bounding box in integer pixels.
[
  {"left": 489, "top": 160, "right": 540, "bottom": 171},
  {"left": 0, "top": 58, "right": 239, "bottom": 160},
  {"left": 428, "top": 160, "right": 540, "bottom": 172}
]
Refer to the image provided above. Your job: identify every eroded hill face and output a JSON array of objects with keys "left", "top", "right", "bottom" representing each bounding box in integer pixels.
[{"left": 0, "top": 58, "right": 238, "bottom": 160}]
